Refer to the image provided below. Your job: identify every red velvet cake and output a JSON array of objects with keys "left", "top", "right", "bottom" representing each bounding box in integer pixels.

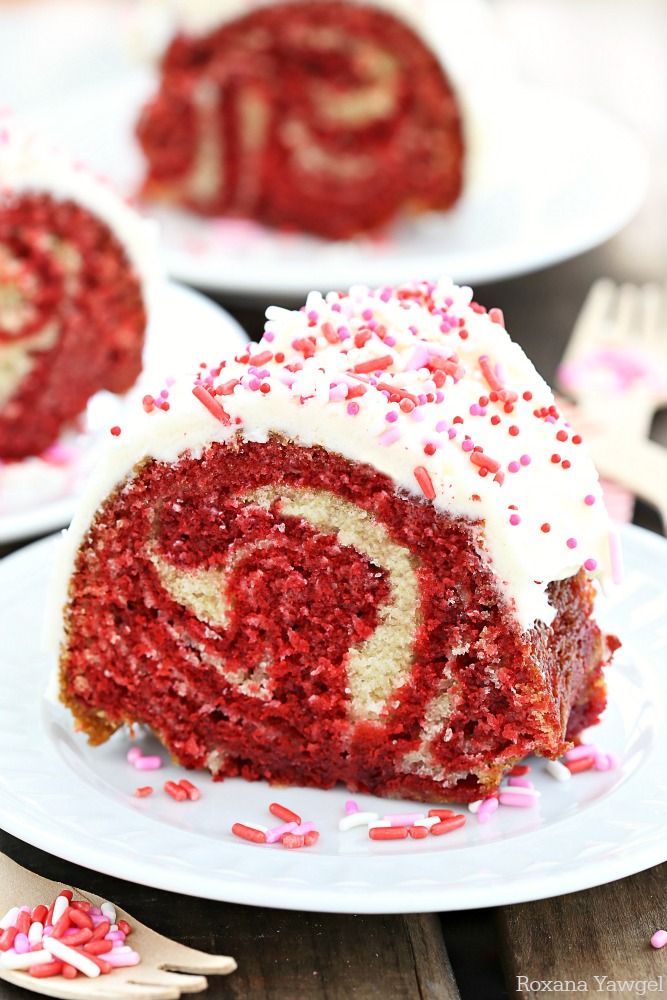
[
  {"left": 136, "top": 0, "right": 464, "bottom": 239},
  {"left": 54, "top": 278, "right": 619, "bottom": 802},
  {"left": 0, "top": 123, "right": 155, "bottom": 459}
]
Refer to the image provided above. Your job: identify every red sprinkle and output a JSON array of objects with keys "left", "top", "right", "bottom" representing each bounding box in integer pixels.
[
  {"left": 133, "top": 786, "right": 153, "bottom": 798},
  {"left": 408, "top": 826, "right": 429, "bottom": 839},
  {"left": 31, "top": 905, "right": 48, "bottom": 924},
  {"left": 509, "top": 765, "right": 531, "bottom": 776},
  {"left": 488, "top": 307, "right": 505, "bottom": 326},
  {"left": 565, "top": 755, "right": 596, "bottom": 774},
  {"left": 352, "top": 355, "right": 393, "bottom": 374},
  {"left": 248, "top": 350, "right": 273, "bottom": 366},
  {"left": 541, "top": 523, "right": 551, "bottom": 533},
  {"left": 16, "top": 911, "right": 30, "bottom": 936},
  {"left": 431, "top": 815, "right": 467, "bottom": 836},
  {"left": 51, "top": 911, "right": 71, "bottom": 939},
  {"left": 232, "top": 823, "right": 266, "bottom": 844},
  {"left": 110, "top": 426, "right": 121, "bottom": 437},
  {"left": 164, "top": 780, "right": 188, "bottom": 801},
  {"left": 61, "top": 964, "right": 78, "bottom": 979},
  {"left": 178, "top": 779, "right": 202, "bottom": 801},
  {"left": 413, "top": 465, "right": 436, "bottom": 500},
  {"left": 0, "top": 926, "right": 18, "bottom": 951},
  {"left": 29, "top": 960, "right": 63, "bottom": 978},
  {"left": 470, "top": 452, "right": 501, "bottom": 474},
  {"left": 428, "top": 809, "right": 455, "bottom": 820},
  {"left": 269, "top": 802, "right": 301, "bottom": 825},
  {"left": 282, "top": 834, "right": 305, "bottom": 849},
  {"left": 478, "top": 355, "right": 503, "bottom": 391},
  {"left": 60, "top": 928, "right": 93, "bottom": 947},
  {"left": 304, "top": 831, "right": 320, "bottom": 847},
  {"left": 83, "top": 939, "right": 114, "bottom": 955},
  {"left": 369, "top": 826, "right": 409, "bottom": 840},
  {"left": 67, "top": 907, "right": 93, "bottom": 930},
  {"left": 68, "top": 901, "right": 91, "bottom": 913},
  {"left": 117, "top": 919, "right": 131, "bottom": 936},
  {"left": 82, "top": 952, "right": 113, "bottom": 975},
  {"left": 192, "top": 385, "right": 231, "bottom": 425}
]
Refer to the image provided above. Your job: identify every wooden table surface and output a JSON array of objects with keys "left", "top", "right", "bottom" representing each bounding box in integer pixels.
[{"left": 2, "top": 1, "right": 667, "bottom": 998}]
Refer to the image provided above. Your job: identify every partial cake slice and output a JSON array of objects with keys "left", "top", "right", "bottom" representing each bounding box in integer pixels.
[
  {"left": 0, "top": 120, "right": 155, "bottom": 459},
  {"left": 136, "top": 0, "right": 464, "bottom": 239},
  {"left": 53, "top": 278, "right": 619, "bottom": 802}
]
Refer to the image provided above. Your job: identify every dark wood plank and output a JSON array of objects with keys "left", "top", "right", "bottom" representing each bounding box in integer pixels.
[
  {"left": 498, "top": 864, "right": 667, "bottom": 998},
  {"left": 0, "top": 831, "right": 460, "bottom": 1000}
]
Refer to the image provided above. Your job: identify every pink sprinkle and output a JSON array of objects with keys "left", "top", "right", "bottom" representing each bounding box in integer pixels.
[
  {"left": 13, "top": 933, "right": 30, "bottom": 953},
  {"left": 411, "top": 408, "right": 426, "bottom": 423},
  {"left": 462, "top": 439, "right": 474, "bottom": 452},
  {"left": 307, "top": 310, "right": 318, "bottom": 321},
  {"left": 292, "top": 821, "right": 316, "bottom": 836},
  {"left": 448, "top": 428, "right": 457, "bottom": 439},
  {"left": 508, "top": 461, "right": 520, "bottom": 473},
  {"left": 605, "top": 751, "right": 620, "bottom": 770},
  {"left": 104, "top": 950, "right": 141, "bottom": 968},
  {"left": 265, "top": 822, "right": 298, "bottom": 844},
  {"left": 476, "top": 798, "right": 499, "bottom": 824},
  {"left": 519, "top": 454, "right": 531, "bottom": 466},
  {"left": 384, "top": 336, "right": 396, "bottom": 347},
  {"left": 127, "top": 747, "right": 142, "bottom": 764},
  {"left": 329, "top": 385, "right": 348, "bottom": 402},
  {"left": 584, "top": 558, "right": 597, "bottom": 571},
  {"left": 435, "top": 420, "right": 449, "bottom": 433},
  {"left": 378, "top": 427, "right": 402, "bottom": 447},
  {"left": 383, "top": 812, "right": 424, "bottom": 827},
  {"left": 385, "top": 410, "right": 398, "bottom": 423},
  {"left": 345, "top": 800, "right": 359, "bottom": 815},
  {"left": 508, "top": 777, "right": 534, "bottom": 789},
  {"left": 264, "top": 331, "right": 275, "bottom": 342},
  {"left": 499, "top": 792, "right": 539, "bottom": 809},
  {"left": 585, "top": 494, "right": 596, "bottom": 505},
  {"left": 651, "top": 930, "right": 667, "bottom": 949},
  {"left": 134, "top": 755, "right": 162, "bottom": 771},
  {"left": 347, "top": 402, "right": 360, "bottom": 416},
  {"left": 509, "top": 514, "right": 521, "bottom": 526},
  {"left": 564, "top": 743, "right": 598, "bottom": 762},
  {"left": 567, "top": 537, "right": 578, "bottom": 549}
]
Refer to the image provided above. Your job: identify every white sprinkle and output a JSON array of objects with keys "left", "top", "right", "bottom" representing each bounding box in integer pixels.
[
  {"left": 101, "top": 901, "right": 117, "bottom": 922},
  {"left": 52, "top": 895, "right": 69, "bottom": 925},
  {"left": 1, "top": 949, "right": 56, "bottom": 970},
  {"left": 338, "top": 811, "right": 379, "bottom": 831},
  {"left": 28, "top": 921, "right": 43, "bottom": 944},
  {"left": 467, "top": 800, "right": 483, "bottom": 814},
  {"left": 545, "top": 760, "right": 572, "bottom": 782},
  {"left": 413, "top": 816, "right": 441, "bottom": 829},
  {"left": 0, "top": 907, "right": 19, "bottom": 930},
  {"left": 43, "top": 936, "right": 101, "bottom": 978},
  {"left": 368, "top": 820, "right": 392, "bottom": 830}
]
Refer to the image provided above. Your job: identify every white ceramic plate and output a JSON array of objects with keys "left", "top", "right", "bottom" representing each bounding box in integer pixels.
[
  {"left": 0, "top": 523, "right": 665, "bottom": 914},
  {"left": 22, "top": 70, "right": 648, "bottom": 300},
  {"left": 0, "top": 282, "right": 248, "bottom": 545}
]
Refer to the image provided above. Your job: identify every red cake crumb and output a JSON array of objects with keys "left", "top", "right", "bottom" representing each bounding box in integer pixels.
[
  {"left": 59, "top": 438, "right": 616, "bottom": 802},
  {"left": 136, "top": 0, "right": 463, "bottom": 239},
  {"left": 0, "top": 193, "right": 146, "bottom": 459}
]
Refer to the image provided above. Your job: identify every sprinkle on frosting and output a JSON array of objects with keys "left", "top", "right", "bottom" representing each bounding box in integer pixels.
[{"left": 52, "top": 278, "right": 613, "bottom": 633}]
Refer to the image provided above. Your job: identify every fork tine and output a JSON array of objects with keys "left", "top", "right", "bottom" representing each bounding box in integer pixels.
[
  {"left": 130, "top": 968, "right": 208, "bottom": 993},
  {"left": 639, "top": 282, "right": 662, "bottom": 349},
  {"left": 613, "top": 282, "right": 640, "bottom": 344},
  {"left": 561, "top": 278, "right": 615, "bottom": 365}
]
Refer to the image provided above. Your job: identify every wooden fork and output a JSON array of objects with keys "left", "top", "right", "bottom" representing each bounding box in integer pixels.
[
  {"left": 557, "top": 278, "right": 667, "bottom": 528},
  {"left": 0, "top": 852, "right": 236, "bottom": 999}
]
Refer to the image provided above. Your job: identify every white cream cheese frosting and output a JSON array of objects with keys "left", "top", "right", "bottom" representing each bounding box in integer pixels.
[
  {"left": 0, "top": 117, "right": 157, "bottom": 287},
  {"left": 50, "top": 277, "right": 613, "bottom": 639}
]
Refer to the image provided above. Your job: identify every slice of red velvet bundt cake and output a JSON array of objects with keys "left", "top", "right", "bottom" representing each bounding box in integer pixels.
[
  {"left": 0, "top": 121, "right": 155, "bottom": 459},
  {"left": 136, "top": 0, "right": 464, "bottom": 239},
  {"left": 53, "top": 278, "right": 619, "bottom": 802}
]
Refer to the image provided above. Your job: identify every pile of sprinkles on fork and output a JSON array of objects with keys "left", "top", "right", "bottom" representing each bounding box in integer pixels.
[{"left": 0, "top": 891, "right": 140, "bottom": 981}]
